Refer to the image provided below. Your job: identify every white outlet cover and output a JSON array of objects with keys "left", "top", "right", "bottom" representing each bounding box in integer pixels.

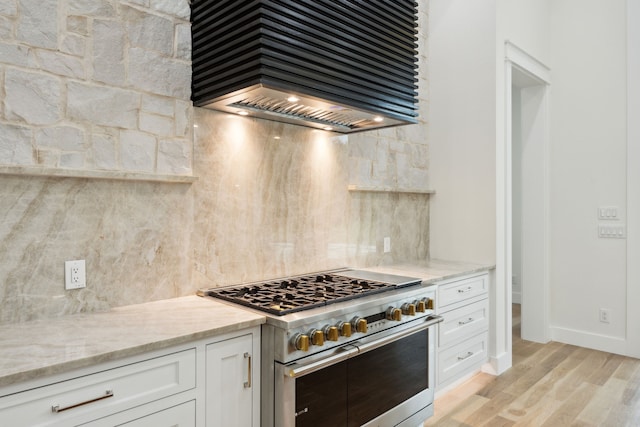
[{"left": 65, "top": 260, "right": 86, "bottom": 290}]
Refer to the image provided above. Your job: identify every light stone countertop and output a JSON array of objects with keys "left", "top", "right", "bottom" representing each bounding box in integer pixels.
[
  {"left": 0, "top": 296, "right": 265, "bottom": 388},
  {"left": 363, "top": 259, "right": 494, "bottom": 284},
  {"left": 0, "top": 260, "right": 493, "bottom": 390}
]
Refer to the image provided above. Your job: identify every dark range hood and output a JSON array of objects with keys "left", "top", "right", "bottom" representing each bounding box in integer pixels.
[{"left": 190, "top": 0, "right": 419, "bottom": 133}]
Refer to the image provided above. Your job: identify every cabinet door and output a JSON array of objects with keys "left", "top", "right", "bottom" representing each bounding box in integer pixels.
[{"left": 206, "top": 334, "right": 254, "bottom": 427}]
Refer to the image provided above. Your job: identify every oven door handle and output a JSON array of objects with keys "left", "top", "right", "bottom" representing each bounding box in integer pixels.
[
  {"left": 353, "top": 315, "right": 443, "bottom": 356},
  {"left": 284, "top": 346, "right": 359, "bottom": 378},
  {"left": 284, "top": 315, "right": 443, "bottom": 379}
]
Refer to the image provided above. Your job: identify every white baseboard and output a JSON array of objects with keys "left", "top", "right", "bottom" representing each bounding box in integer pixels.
[
  {"left": 512, "top": 291, "right": 521, "bottom": 304},
  {"left": 482, "top": 351, "right": 512, "bottom": 376},
  {"left": 550, "top": 326, "right": 627, "bottom": 355}
]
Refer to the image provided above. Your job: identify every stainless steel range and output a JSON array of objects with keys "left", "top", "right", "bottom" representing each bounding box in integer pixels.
[{"left": 198, "top": 269, "right": 441, "bottom": 427}]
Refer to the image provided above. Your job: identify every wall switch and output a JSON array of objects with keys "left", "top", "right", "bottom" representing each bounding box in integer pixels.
[
  {"left": 65, "top": 260, "right": 86, "bottom": 290},
  {"left": 598, "top": 206, "right": 620, "bottom": 220},
  {"left": 599, "top": 308, "right": 610, "bottom": 323},
  {"left": 598, "top": 224, "right": 626, "bottom": 239},
  {"left": 383, "top": 237, "right": 391, "bottom": 253}
]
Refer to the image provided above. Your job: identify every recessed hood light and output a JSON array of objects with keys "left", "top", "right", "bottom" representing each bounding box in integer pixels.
[{"left": 190, "top": 1, "right": 419, "bottom": 133}]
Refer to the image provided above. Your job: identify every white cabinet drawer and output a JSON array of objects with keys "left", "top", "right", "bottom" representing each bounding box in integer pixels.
[
  {"left": 0, "top": 349, "right": 196, "bottom": 427},
  {"left": 437, "top": 332, "right": 488, "bottom": 387},
  {"left": 118, "top": 400, "right": 195, "bottom": 427},
  {"left": 438, "top": 299, "right": 488, "bottom": 348},
  {"left": 83, "top": 400, "right": 196, "bottom": 427},
  {"left": 438, "top": 274, "right": 488, "bottom": 309}
]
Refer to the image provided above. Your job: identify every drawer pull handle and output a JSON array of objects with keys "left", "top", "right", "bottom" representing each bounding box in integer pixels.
[
  {"left": 244, "top": 352, "right": 252, "bottom": 388},
  {"left": 457, "top": 351, "right": 474, "bottom": 361},
  {"left": 458, "top": 317, "right": 474, "bottom": 325},
  {"left": 51, "top": 389, "right": 113, "bottom": 413},
  {"left": 458, "top": 287, "right": 473, "bottom": 293}
]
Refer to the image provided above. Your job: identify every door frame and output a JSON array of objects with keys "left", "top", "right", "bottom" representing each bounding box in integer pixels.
[
  {"left": 500, "top": 41, "right": 551, "bottom": 357},
  {"left": 627, "top": 0, "right": 640, "bottom": 358}
]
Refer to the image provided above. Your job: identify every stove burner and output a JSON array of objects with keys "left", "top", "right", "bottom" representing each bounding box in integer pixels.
[
  {"left": 232, "top": 286, "right": 260, "bottom": 298},
  {"left": 206, "top": 272, "right": 407, "bottom": 315},
  {"left": 279, "top": 279, "right": 300, "bottom": 289},
  {"left": 350, "top": 279, "right": 372, "bottom": 290},
  {"left": 315, "top": 274, "right": 334, "bottom": 283}
]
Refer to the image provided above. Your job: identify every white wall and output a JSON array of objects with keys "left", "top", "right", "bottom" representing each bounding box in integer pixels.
[
  {"left": 429, "top": 0, "right": 551, "bottom": 375},
  {"left": 548, "top": 0, "right": 628, "bottom": 353},
  {"left": 497, "top": 0, "right": 551, "bottom": 66},
  {"left": 628, "top": 0, "right": 640, "bottom": 358},
  {"left": 431, "top": 0, "right": 635, "bottom": 360},
  {"left": 428, "top": 0, "right": 497, "bottom": 265}
]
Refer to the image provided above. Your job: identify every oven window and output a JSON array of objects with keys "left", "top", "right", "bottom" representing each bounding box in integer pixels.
[
  {"left": 295, "top": 361, "right": 348, "bottom": 427},
  {"left": 348, "top": 328, "right": 428, "bottom": 426},
  {"left": 295, "top": 329, "right": 429, "bottom": 427}
]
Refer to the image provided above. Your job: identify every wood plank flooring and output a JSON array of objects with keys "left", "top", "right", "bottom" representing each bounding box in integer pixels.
[{"left": 424, "top": 304, "right": 640, "bottom": 426}]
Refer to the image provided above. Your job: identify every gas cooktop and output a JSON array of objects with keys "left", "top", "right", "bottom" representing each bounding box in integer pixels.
[{"left": 200, "top": 270, "right": 422, "bottom": 315}]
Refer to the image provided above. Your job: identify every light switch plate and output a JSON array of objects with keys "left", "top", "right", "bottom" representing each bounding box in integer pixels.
[
  {"left": 598, "top": 206, "right": 620, "bottom": 220},
  {"left": 65, "top": 260, "right": 86, "bottom": 290},
  {"left": 598, "top": 224, "right": 626, "bottom": 239}
]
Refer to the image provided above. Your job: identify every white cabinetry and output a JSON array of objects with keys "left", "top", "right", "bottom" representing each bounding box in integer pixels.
[
  {"left": 0, "top": 327, "right": 260, "bottom": 427},
  {"left": 83, "top": 400, "right": 196, "bottom": 427},
  {"left": 0, "top": 349, "right": 196, "bottom": 427},
  {"left": 435, "top": 273, "right": 489, "bottom": 390},
  {"left": 205, "top": 332, "right": 259, "bottom": 427}
]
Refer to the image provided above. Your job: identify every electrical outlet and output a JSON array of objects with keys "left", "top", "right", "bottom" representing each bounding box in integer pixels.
[
  {"left": 65, "top": 260, "right": 86, "bottom": 290},
  {"left": 599, "top": 308, "right": 610, "bottom": 323},
  {"left": 383, "top": 237, "right": 391, "bottom": 253}
]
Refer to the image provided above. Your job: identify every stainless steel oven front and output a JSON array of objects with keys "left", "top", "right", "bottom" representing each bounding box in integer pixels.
[{"left": 269, "top": 315, "right": 441, "bottom": 427}]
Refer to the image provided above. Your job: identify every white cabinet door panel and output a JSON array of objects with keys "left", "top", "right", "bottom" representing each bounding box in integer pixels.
[{"left": 206, "top": 334, "right": 254, "bottom": 427}]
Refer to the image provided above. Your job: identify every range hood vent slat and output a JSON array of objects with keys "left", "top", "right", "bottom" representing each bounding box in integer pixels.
[{"left": 191, "top": 0, "right": 419, "bottom": 133}]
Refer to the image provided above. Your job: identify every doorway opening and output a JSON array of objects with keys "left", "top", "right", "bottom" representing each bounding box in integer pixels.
[
  {"left": 511, "top": 67, "right": 548, "bottom": 342},
  {"left": 503, "top": 42, "right": 551, "bottom": 352}
]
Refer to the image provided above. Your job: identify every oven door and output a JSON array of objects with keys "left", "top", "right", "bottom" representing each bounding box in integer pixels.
[{"left": 275, "top": 316, "right": 442, "bottom": 427}]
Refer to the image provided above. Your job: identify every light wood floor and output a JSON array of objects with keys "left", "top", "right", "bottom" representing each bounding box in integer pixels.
[{"left": 425, "top": 304, "right": 640, "bottom": 426}]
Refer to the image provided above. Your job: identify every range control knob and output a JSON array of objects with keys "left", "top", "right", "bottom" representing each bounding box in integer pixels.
[
  {"left": 337, "top": 321, "right": 352, "bottom": 337},
  {"left": 309, "top": 329, "right": 324, "bottom": 346},
  {"left": 424, "top": 297, "right": 434, "bottom": 310},
  {"left": 401, "top": 303, "right": 416, "bottom": 316},
  {"left": 415, "top": 299, "right": 426, "bottom": 313},
  {"left": 351, "top": 317, "right": 368, "bottom": 333},
  {"left": 386, "top": 307, "right": 402, "bottom": 321},
  {"left": 291, "top": 333, "right": 310, "bottom": 352},
  {"left": 323, "top": 325, "right": 339, "bottom": 342}
]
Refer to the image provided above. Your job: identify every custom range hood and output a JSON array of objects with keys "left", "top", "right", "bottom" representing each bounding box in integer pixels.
[{"left": 190, "top": 0, "right": 419, "bottom": 133}]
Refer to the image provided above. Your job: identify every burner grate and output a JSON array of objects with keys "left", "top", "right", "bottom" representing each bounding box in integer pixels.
[{"left": 206, "top": 273, "right": 397, "bottom": 315}]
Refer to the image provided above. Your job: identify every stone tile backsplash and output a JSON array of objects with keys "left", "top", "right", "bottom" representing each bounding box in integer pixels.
[{"left": 0, "top": 0, "right": 192, "bottom": 175}]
